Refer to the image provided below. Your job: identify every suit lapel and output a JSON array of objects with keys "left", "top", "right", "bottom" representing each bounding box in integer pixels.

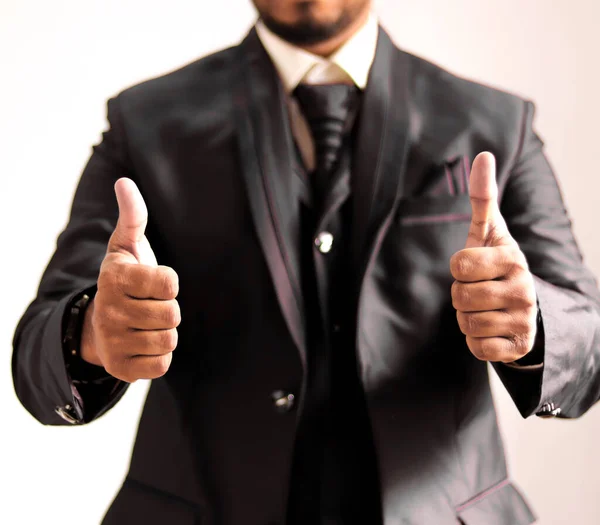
[
  {"left": 232, "top": 30, "right": 307, "bottom": 363},
  {"left": 352, "top": 28, "right": 413, "bottom": 282}
]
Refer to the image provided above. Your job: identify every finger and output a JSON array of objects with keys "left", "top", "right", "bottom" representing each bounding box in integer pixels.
[
  {"left": 121, "top": 265, "right": 179, "bottom": 300},
  {"left": 450, "top": 245, "right": 527, "bottom": 282},
  {"left": 109, "top": 178, "right": 157, "bottom": 266},
  {"left": 122, "top": 299, "right": 181, "bottom": 331},
  {"left": 457, "top": 310, "right": 534, "bottom": 339},
  {"left": 466, "top": 335, "right": 533, "bottom": 363},
  {"left": 130, "top": 353, "right": 173, "bottom": 380},
  {"left": 125, "top": 328, "right": 179, "bottom": 356},
  {"left": 466, "top": 152, "right": 509, "bottom": 248},
  {"left": 108, "top": 353, "right": 173, "bottom": 383},
  {"left": 100, "top": 263, "right": 179, "bottom": 300},
  {"left": 451, "top": 279, "right": 537, "bottom": 312}
]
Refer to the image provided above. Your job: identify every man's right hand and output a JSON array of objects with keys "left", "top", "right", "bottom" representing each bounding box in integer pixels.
[{"left": 80, "top": 178, "right": 181, "bottom": 383}]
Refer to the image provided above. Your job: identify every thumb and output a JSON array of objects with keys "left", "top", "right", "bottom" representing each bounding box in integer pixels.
[
  {"left": 466, "top": 152, "right": 509, "bottom": 248},
  {"left": 109, "top": 178, "right": 157, "bottom": 266}
]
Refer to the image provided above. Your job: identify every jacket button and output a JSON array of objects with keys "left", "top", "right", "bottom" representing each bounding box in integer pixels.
[
  {"left": 271, "top": 390, "right": 295, "bottom": 413},
  {"left": 315, "top": 232, "right": 334, "bottom": 253}
]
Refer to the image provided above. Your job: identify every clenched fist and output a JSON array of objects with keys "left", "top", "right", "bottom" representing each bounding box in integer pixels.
[
  {"left": 450, "top": 152, "right": 538, "bottom": 363},
  {"left": 80, "top": 178, "right": 181, "bottom": 382}
]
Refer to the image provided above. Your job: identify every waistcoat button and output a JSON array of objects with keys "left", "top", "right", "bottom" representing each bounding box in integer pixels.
[{"left": 315, "top": 232, "right": 334, "bottom": 253}]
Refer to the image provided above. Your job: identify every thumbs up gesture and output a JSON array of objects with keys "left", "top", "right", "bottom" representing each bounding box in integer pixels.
[
  {"left": 450, "top": 153, "right": 538, "bottom": 363},
  {"left": 80, "top": 178, "right": 180, "bottom": 382}
]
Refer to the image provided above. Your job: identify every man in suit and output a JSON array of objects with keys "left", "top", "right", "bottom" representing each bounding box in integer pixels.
[{"left": 12, "top": 0, "right": 600, "bottom": 523}]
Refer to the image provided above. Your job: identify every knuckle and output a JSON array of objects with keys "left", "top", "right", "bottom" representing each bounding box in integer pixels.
[
  {"left": 511, "top": 333, "right": 530, "bottom": 356},
  {"left": 449, "top": 253, "right": 460, "bottom": 278},
  {"left": 157, "top": 267, "right": 179, "bottom": 298},
  {"left": 463, "top": 313, "right": 480, "bottom": 335},
  {"left": 164, "top": 301, "right": 181, "bottom": 328},
  {"left": 456, "top": 312, "right": 466, "bottom": 333},
  {"left": 469, "top": 339, "right": 493, "bottom": 361},
  {"left": 510, "top": 248, "right": 529, "bottom": 272},
  {"left": 467, "top": 315, "right": 481, "bottom": 334},
  {"left": 518, "top": 310, "right": 536, "bottom": 333},
  {"left": 150, "top": 354, "right": 172, "bottom": 378},
  {"left": 160, "top": 329, "right": 179, "bottom": 352},
  {"left": 471, "top": 334, "right": 508, "bottom": 361},
  {"left": 453, "top": 283, "right": 471, "bottom": 310},
  {"left": 528, "top": 308, "right": 539, "bottom": 329},
  {"left": 467, "top": 338, "right": 485, "bottom": 360},
  {"left": 523, "top": 283, "right": 537, "bottom": 307},
  {"left": 513, "top": 348, "right": 529, "bottom": 361},
  {"left": 166, "top": 267, "right": 180, "bottom": 297},
  {"left": 459, "top": 256, "right": 474, "bottom": 279},
  {"left": 450, "top": 252, "right": 471, "bottom": 280},
  {"left": 168, "top": 329, "right": 179, "bottom": 351},
  {"left": 471, "top": 349, "right": 487, "bottom": 361},
  {"left": 456, "top": 311, "right": 464, "bottom": 332},
  {"left": 513, "top": 278, "right": 537, "bottom": 307},
  {"left": 451, "top": 281, "right": 461, "bottom": 309}
]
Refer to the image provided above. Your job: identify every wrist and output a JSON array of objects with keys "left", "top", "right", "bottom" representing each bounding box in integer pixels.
[{"left": 80, "top": 299, "right": 102, "bottom": 366}]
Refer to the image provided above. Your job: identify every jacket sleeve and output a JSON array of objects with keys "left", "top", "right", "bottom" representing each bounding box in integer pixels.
[
  {"left": 12, "top": 96, "right": 132, "bottom": 425},
  {"left": 493, "top": 100, "right": 600, "bottom": 419}
]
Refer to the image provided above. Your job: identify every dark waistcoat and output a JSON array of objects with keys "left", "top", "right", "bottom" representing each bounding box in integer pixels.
[{"left": 287, "top": 128, "right": 383, "bottom": 524}]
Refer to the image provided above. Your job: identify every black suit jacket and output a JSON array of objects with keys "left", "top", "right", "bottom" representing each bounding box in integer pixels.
[{"left": 13, "top": 27, "right": 600, "bottom": 525}]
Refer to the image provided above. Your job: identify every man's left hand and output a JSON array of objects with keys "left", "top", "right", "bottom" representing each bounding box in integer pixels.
[{"left": 450, "top": 152, "right": 538, "bottom": 363}]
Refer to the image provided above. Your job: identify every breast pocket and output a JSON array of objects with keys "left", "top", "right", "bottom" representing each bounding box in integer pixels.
[
  {"left": 384, "top": 194, "right": 473, "bottom": 289},
  {"left": 397, "top": 194, "right": 472, "bottom": 226},
  {"left": 456, "top": 479, "right": 536, "bottom": 525}
]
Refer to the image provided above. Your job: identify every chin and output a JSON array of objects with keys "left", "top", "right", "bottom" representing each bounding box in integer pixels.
[{"left": 258, "top": 0, "right": 363, "bottom": 46}]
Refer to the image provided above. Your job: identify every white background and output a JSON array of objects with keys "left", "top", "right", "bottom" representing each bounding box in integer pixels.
[{"left": 1, "top": 0, "right": 599, "bottom": 523}]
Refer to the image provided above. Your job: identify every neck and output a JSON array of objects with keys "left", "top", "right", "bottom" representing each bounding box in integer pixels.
[{"left": 300, "top": 7, "right": 371, "bottom": 57}]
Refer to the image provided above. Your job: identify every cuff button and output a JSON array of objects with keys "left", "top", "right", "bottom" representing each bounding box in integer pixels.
[
  {"left": 537, "top": 402, "right": 561, "bottom": 418},
  {"left": 55, "top": 405, "right": 79, "bottom": 424}
]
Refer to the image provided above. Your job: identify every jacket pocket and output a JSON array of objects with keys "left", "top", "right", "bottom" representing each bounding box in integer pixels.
[
  {"left": 102, "top": 476, "right": 202, "bottom": 525},
  {"left": 456, "top": 479, "right": 536, "bottom": 525},
  {"left": 397, "top": 194, "right": 472, "bottom": 226}
]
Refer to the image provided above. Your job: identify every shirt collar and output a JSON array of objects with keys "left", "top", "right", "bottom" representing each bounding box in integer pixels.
[{"left": 255, "top": 13, "right": 379, "bottom": 93}]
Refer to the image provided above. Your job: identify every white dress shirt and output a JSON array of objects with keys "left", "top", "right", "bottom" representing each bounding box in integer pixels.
[{"left": 256, "top": 15, "right": 379, "bottom": 171}]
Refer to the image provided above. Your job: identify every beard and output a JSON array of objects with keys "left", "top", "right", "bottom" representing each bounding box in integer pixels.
[{"left": 258, "top": 4, "right": 359, "bottom": 47}]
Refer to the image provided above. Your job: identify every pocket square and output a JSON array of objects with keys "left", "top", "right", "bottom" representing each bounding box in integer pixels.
[{"left": 417, "top": 155, "right": 471, "bottom": 197}]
